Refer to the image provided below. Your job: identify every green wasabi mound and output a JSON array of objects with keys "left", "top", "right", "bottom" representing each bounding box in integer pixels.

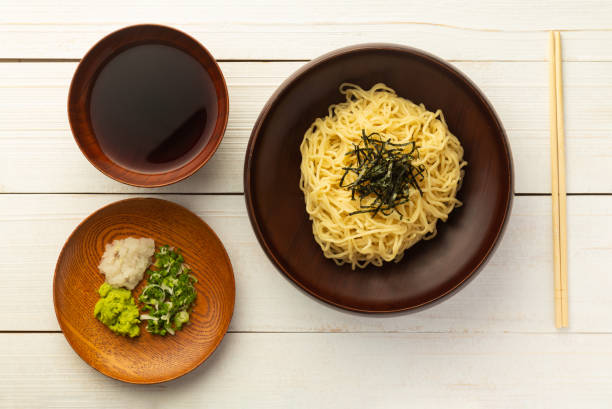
[{"left": 94, "top": 283, "right": 140, "bottom": 337}]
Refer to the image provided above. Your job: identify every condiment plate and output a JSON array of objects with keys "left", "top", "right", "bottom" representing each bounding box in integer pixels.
[{"left": 53, "top": 198, "right": 235, "bottom": 383}]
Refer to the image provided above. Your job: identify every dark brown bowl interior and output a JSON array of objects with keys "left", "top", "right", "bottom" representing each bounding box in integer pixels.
[
  {"left": 244, "top": 44, "right": 513, "bottom": 313},
  {"left": 68, "top": 24, "right": 229, "bottom": 187}
]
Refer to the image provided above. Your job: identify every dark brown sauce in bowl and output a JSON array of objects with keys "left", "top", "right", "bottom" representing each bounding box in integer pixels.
[
  {"left": 68, "top": 25, "right": 229, "bottom": 187},
  {"left": 89, "top": 44, "right": 218, "bottom": 174}
]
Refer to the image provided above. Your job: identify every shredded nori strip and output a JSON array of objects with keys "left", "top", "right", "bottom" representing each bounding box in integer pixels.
[{"left": 339, "top": 130, "right": 425, "bottom": 218}]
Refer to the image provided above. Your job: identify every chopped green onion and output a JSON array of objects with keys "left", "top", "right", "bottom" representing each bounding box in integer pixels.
[{"left": 139, "top": 246, "right": 197, "bottom": 336}]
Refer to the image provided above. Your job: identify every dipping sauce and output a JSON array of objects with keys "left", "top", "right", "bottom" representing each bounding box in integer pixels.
[{"left": 89, "top": 43, "right": 218, "bottom": 173}]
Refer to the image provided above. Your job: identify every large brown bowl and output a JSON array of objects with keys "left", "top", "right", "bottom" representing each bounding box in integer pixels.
[
  {"left": 68, "top": 24, "right": 229, "bottom": 187},
  {"left": 53, "top": 198, "right": 235, "bottom": 383},
  {"left": 244, "top": 44, "right": 513, "bottom": 313}
]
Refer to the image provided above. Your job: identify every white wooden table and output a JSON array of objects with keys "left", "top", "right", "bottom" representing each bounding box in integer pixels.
[{"left": 2, "top": 1, "right": 612, "bottom": 407}]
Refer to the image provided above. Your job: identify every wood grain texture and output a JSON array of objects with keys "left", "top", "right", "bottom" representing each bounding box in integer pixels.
[
  {"left": 2, "top": 332, "right": 612, "bottom": 409},
  {"left": 3, "top": 27, "right": 612, "bottom": 62},
  {"left": 54, "top": 198, "right": 235, "bottom": 383},
  {"left": 245, "top": 44, "right": 512, "bottom": 312},
  {"left": 2, "top": 61, "right": 612, "bottom": 193},
  {"left": 1, "top": 1, "right": 612, "bottom": 405},
  {"left": 67, "top": 24, "right": 229, "bottom": 187},
  {"left": 2, "top": 194, "right": 611, "bottom": 333},
  {"left": 4, "top": 0, "right": 612, "bottom": 30},
  {"left": 2, "top": 1, "right": 612, "bottom": 60}
]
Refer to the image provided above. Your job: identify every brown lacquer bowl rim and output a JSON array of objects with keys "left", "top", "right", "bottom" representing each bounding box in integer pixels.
[
  {"left": 244, "top": 43, "right": 514, "bottom": 314},
  {"left": 67, "top": 24, "right": 229, "bottom": 187}
]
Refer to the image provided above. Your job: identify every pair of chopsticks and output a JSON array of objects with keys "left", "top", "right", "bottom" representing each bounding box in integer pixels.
[{"left": 548, "top": 31, "right": 568, "bottom": 328}]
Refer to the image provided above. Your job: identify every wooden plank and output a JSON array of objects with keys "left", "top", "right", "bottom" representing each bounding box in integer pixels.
[
  {"left": 2, "top": 25, "right": 612, "bottom": 61},
  {"left": 1, "top": 332, "right": 612, "bottom": 408},
  {"left": 4, "top": 0, "right": 612, "bottom": 30},
  {"left": 2, "top": 1, "right": 612, "bottom": 60},
  {"left": 1, "top": 194, "right": 611, "bottom": 333},
  {"left": 1, "top": 61, "right": 611, "bottom": 193}
]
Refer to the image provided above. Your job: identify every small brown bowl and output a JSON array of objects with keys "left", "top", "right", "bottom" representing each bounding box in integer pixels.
[
  {"left": 68, "top": 24, "right": 229, "bottom": 187},
  {"left": 53, "top": 198, "right": 235, "bottom": 383},
  {"left": 244, "top": 44, "right": 513, "bottom": 313}
]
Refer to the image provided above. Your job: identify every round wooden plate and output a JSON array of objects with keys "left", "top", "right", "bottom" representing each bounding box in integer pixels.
[
  {"left": 53, "top": 198, "right": 235, "bottom": 383},
  {"left": 244, "top": 44, "right": 513, "bottom": 313}
]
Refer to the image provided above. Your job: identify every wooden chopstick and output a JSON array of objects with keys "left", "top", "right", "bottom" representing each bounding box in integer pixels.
[
  {"left": 549, "top": 31, "right": 568, "bottom": 328},
  {"left": 549, "top": 32, "right": 562, "bottom": 328},
  {"left": 554, "top": 32, "right": 569, "bottom": 327}
]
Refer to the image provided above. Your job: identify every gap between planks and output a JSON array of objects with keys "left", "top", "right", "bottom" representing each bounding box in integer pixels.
[
  {"left": 6, "top": 20, "right": 612, "bottom": 33},
  {"left": 2, "top": 193, "right": 612, "bottom": 196},
  {"left": 0, "top": 58, "right": 609, "bottom": 63},
  {"left": 3, "top": 330, "right": 612, "bottom": 335},
  {"left": 0, "top": 58, "right": 308, "bottom": 63},
  {"left": 0, "top": 192, "right": 245, "bottom": 196}
]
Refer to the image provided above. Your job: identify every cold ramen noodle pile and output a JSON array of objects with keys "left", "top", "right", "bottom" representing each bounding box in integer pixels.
[{"left": 299, "top": 83, "right": 467, "bottom": 269}]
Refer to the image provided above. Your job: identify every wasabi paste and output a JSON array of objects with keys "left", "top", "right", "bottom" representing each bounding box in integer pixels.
[{"left": 93, "top": 283, "right": 140, "bottom": 337}]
